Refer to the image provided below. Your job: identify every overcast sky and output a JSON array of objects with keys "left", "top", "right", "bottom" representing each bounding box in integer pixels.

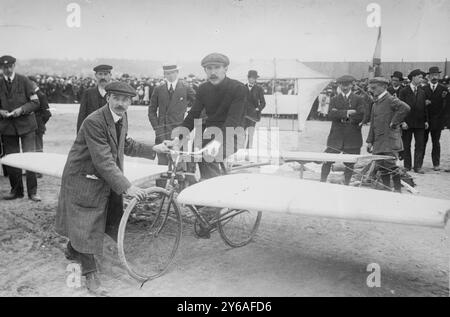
[{"left": 0, "top": 0, "right": 449, "bottom": 62}]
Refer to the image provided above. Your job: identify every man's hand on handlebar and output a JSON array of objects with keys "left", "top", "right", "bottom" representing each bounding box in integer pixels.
[{"left": 125, "top": 185, "right": 147, "bottom": 201}]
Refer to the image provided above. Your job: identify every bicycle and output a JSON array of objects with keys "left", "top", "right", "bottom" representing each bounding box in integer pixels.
[{"left": 117, "top": 144, "right": 262, "bottom": 284}]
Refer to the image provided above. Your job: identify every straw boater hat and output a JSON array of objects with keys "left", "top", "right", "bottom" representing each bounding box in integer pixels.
[{"left": 162, "top": 62, "right": 180, "bottom": 72}]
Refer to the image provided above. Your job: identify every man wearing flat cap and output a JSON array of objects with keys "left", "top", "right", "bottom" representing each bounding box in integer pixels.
[
  {"left": 148, "top": 62, "right": 195, "bottom": 165},
  {"left": 244, "top": 70, "right": 266, "bottom": 148},
  {"left": 398, "top": 69, "right": 429, "bottom": 173},
  {"left": 76, "top": 64, "right": 113, "bottom": 132},
  {"left": 321, "top": 75, "right": 367, "bottom": 185},
  {"left": 167, "top": 53, "right": 247, "bottom": 179},
  {"left": 388, "top": 71, "right": 404, "bottom": 98},
  {"left": 56, "top": 81, "right": 168, "bottom": 293},
  {"left": 367, "top": 77, "right": 410, "bottom": 192},
  {"left": 0, "top": 55, "right": 41, "bottom": 201},
  {"left": 422, "top": 66, "right": 448, "bottom": 171}
]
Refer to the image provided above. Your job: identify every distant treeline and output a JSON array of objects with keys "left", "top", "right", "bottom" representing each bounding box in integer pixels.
[{"left": 12, "top": 58, "right": 449, "bottom": 80}]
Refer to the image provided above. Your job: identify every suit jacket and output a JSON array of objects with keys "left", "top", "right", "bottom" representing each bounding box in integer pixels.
[
  {"left": 148, "top": 80, "right": 195, "bottom": 142},
  {"left": 326, "top": 92, "right": 366, "bottom": 151},
  {"left": 423, "top": 83, "right": 447, "bottom": 130},
  {"left": 367, "top": 92, "right": 410, "bottom": 154},
  {"left": 56, "top": 105, "right": 155, "bottom": 254},
  {"left": 387, "top": 85, "right": 402, "bottom": 98},
  {"left": 244, "top": 83, "right": 266, "bottom": 126},
  {"left": 76, "top": 86, "right": 107, "bottom": 132},
  {"left": 35, "top": 89, "right": 52, "bottom": 134},
  {"left": 399, "top": 85, "right": 428, "bottom": 129},
  {"left": 0, "top": 74, "right": 40, "bottom": 136}
]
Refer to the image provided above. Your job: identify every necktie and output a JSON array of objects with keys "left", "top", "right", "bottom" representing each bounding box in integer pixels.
[
  {"left": 6, "top": 77, "right": 12, "bottom": 93},
  {"left": 168, "top": 84, "right": 174, "bottom": 99},
  {"left": 115, "top": 118, "right": 123, "bottom": 142}
]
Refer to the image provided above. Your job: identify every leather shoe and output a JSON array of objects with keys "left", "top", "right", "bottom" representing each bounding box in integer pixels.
[
  {"left": 414, "top": 168, "right": 425, "bottom": 174},
  {"left": 64, "top": 243, "right": 80, "bottom": 262},
  {"left": 3, "top": 192, "right": 24, "bottom": 200},
  {"left": 433, "top": 166, "right": 440, "bottom": 171},
  {"left": 29, "top": 194, "right": 42, "bottom": 202},
  {"left": 85, "top": 272, "right": 109, "bottom": 296}
]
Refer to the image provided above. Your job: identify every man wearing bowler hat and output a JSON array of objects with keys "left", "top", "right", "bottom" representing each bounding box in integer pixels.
[
  {"left": 388, "top": 71, "right": 404, "bottom": 98},
  {"left": 320, "top": 75, "right": 367, "bottom": 185},
  {"left": 0, "top": 55, "right": 41, "bottom": 201},
  {"left": 423, "top": 66, "right": 448, "bottom": 171},
  {"left": 76, "top": 64, "right": 113, "bottom": 132},
  {"left": 399, "top": 69, "right": 429, "bottom": 173},
  {"left": 56, "top": 81, "right": 168, "bottom": 293},
  {"left": 244, "top": 70, "right": 266, "bottom": 148},
  {"left": 148, "top": 62, "right": 195, "bottom": 165}
]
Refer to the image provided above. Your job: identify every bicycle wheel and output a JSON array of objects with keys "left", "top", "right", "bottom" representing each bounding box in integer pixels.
[
  {"left": 118, "top": 187, "right": 182, "bottom": 283},
  {"left": 218, "top": 208, "right": 262, "bottom": 248}
]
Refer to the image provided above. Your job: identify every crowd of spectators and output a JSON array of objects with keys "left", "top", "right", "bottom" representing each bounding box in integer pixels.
[{"left": 27, "top": 74, "right": 206, "bottom": 105}]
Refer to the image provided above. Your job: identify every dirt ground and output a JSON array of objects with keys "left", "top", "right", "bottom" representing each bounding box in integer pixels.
[{"left": 0, "top": 105, "right": 449, "bottom": 297}]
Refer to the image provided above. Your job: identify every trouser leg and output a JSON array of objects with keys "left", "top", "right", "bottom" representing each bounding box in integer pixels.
[
  {"left": 35, "top": 132, "right": 44, "bottom": 152},
  {"left": 2, "top": 135, "right": 24, "bottom": 195},
  {"left": 246, "top": 125, "right": 256, "bottom": 149},
  {"left": 155, "top": 137, "right": 168, "bottom": 166},
  {"left": 423, "top": 128, "right": 430, "bottom": 159},
  {"left": 401, "top": 129, "right": 412, "bottom": 169},
  {"left": 21, "top": 132, "right": 38, "bottom": 197},
  {"left": 431, "top": 129, "right": 441, "bottom": 167},
  {"left": 413, "top": 128, "right": 425, "bottom": 169},
  {"left": 343, "top": 163, "right": 355, "bottom": 185},
  {"left": 67, "top": 241, "right": 97, "bottom": 275}
]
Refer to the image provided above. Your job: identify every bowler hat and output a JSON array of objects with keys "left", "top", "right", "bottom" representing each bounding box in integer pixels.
[
  {"left": 247, "top": 70, "right": 259, "bottom": 78},
  {"left": 201, "top": 53, "right": 230, "bottom": 67},
  {"left": 105, "top": 81, "right": 136, "bottom": 97},
  {"left": 428, "top": 66, "right": 442, "bottom": 74},
  {"left": 408, "top": 69, "right": 424, "bottom": 80},
  {"left": 391, "top": 71, "right": 403, "bottom": 81},
  {"left": 0, "top": 55, "right": 16, "bottom": 66}
]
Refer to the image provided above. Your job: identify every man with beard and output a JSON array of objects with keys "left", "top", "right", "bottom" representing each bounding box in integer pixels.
[
  {"left": 320, "top": 75, "right": 366, "bottom": 185},
  {"left": 56, "top": 81, "right": 168, "bottom": 294},
  {"left": 387, "top": 71, "right": 404, "bottom": 98},
  {"left": 76, "top": 65, "right": 113, "bottom": 132},
  {"left": 423, "top": 66, "right": 448, "bottom": 171}
]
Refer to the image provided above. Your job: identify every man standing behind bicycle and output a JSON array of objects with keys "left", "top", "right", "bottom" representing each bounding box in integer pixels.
[{"left": 166, "top": 53, "right": 247, "bottom": 179}]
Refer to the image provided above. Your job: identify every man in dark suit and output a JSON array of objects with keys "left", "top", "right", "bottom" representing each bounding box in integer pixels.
[
  {"left": 56, "top": 82, "right": 167, "bottom": 294},
  {"left": 320, "top": 75, "right": 367, "bottom": 185},
  {"left": 244, "top": 70, "right": 266, "bottom": 148},
  {"left": 423, "top": 66, "right": 448, "bottom": 171},
  {"left": 387, "top": 71, "right": 403, "bottom": 98},
  {"left": 148, "top": 63, "right": 195, "bottom": 165},
  {"left": 167, "top": 53, "right": 247, "bottom": 179},
  {"left": 399, "top": 69, "right": 429, "bottom": 173},
  {"left": 28, "top": 77, "right": 52, "bottom": 153},
  {"left": 0, "top": 55, "right": 41, "bottom": 201},
  {"left": 76, "top": 65, "right": 113, "bottom": 132}
]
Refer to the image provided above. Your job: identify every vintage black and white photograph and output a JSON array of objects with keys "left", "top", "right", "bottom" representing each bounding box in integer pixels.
[{"left": 0, "top": 0, "right": 449, "bottom": 298}]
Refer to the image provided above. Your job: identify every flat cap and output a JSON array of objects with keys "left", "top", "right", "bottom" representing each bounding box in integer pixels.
[
  {"left": 408, "top": 69, "right": 425, "bottom": 80},
  {"left": 336, "top": 75, "right": 356, "bottom": 84},
  {"left": 201, "top": 53, "right": 230, "bottom": 67},
  {"left": 0, "top": 55, "right": 16, "bottom": 66},
  {"left": 105, "top": 81, "right": 136, "bottom": 97},
  {"left": 368, "top": 77, "right": 389, "bottom": 85},
  {"left": 93, "top": 64, "right": 113, "bottom": 72}
]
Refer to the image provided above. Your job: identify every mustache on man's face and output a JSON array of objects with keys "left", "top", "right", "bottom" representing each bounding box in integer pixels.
[{"left": 209, "top": 75, "right": 218, "bottom": 80}]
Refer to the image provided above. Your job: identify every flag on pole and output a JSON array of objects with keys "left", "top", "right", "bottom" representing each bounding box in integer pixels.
[{"left": 369, "top": 27, "right": 382, "bottom": 78}]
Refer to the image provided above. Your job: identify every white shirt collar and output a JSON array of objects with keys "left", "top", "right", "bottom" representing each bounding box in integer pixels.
[
  {"left": 341, "top": 91, "right": 351, "bottom": 99},
  {"left": 109, "top": 105, "right": 122, "bottom": 123},
  {"left": 430, "top": 83, "right": 437, "bottom": 90},
  {"left": 98, "top": 86, "right": 107, "bottom": 97},
  {"left": 4, "top": 72, "right": 15, "bottom": 81},
  {"left": 167, "top": 79, "right": 178, "bottom": 89},
  {"left": 378, "top": 90, "right": 388, "bottom": 100},
  {"left": 410, "top": 83, "right": 418, "bottom": 91}
]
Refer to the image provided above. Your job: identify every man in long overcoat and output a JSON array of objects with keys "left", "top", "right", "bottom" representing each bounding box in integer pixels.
[
  {"left": 366, "top": 77, "right": 410, "bottom": 192},
  {"left": 56, "top": 81, "right": 167, "bottom": 293}
]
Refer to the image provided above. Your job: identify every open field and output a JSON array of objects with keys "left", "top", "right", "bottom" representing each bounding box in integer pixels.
[{"left": 0, "top": 104, "right": 449, "bottom": 297}]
